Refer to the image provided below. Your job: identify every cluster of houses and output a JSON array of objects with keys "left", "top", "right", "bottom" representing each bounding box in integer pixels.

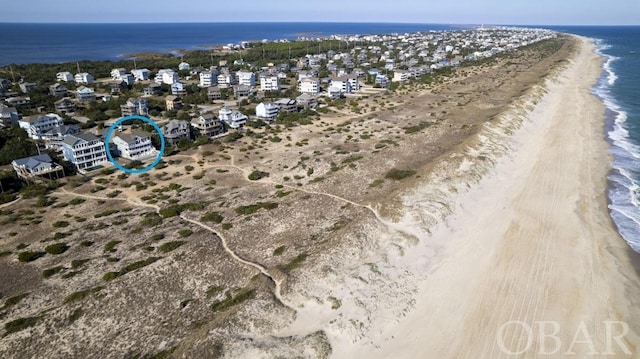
[{"left": 1, "top": 27, "right": 557, "bottom": 183}]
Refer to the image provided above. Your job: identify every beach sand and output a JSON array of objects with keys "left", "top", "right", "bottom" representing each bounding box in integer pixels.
[{"left": 327, "top": 36, "right": 640, "bottom": 358}]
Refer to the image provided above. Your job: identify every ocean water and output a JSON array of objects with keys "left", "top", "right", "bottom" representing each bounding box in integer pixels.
[
  {"left": 0, "top": 22, "right": 460, "bottom": 66},
  {"left": 552, "top": 26, "right": 640, "bottom": 253}
]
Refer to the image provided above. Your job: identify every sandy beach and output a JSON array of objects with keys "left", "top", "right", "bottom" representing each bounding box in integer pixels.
[{"left": 327, "top": 36, "right": 640, "bottom": 358}]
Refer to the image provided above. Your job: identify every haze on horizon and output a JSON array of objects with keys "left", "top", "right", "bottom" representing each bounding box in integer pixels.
[{"left": 1, "top": 0, "right": 638, "bottom": 25}]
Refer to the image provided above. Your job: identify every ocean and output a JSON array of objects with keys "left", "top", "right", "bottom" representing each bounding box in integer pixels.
[
  {"left": 0, "top": 23, "right": 638, "bottom": 253},
  {"left": 0, "top": 22, "right": 461, "bottom": 66}
]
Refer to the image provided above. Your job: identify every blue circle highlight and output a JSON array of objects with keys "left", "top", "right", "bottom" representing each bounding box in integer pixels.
[{"left": 105, "top": 115, "right": 165, "bottom": 174}]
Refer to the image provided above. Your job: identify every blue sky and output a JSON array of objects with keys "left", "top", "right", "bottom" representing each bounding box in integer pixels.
[{"left": 1, "top": 0, "right": 638, "bottom": 25}]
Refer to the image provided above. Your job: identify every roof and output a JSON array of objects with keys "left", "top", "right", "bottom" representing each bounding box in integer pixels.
[
  {"left": 164, "top": 119, "right": 189, "bottom": 131},
  {"left": 44, "top": 124, "right": 80, "bottom": 136},
  {"left": 114, "top": 131, "right": 150, "bottom": 145},
  {"left": 21, "top": 114, "right": 60, "bottom": 123},
  {"left": 12, "top": 154, "right": 53, "bottom": 170},
  {"left": 62, "top": 133, "right": 101, "bottom": 146},
  {"left": 165, "top": 95, "right": 179, "bottom": 101}
]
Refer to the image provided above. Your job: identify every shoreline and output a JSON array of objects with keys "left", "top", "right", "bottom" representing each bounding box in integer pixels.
[{"left": 325, "top": 35, "right": 640, "bottom": 357}]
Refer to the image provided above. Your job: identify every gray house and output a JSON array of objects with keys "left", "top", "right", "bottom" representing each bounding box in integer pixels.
[
  {"left": 162, "top": 119, "right": 191, "bottom": 146},
  {"left": 12, "top": 154, "right": 65, "bottom": 182}
]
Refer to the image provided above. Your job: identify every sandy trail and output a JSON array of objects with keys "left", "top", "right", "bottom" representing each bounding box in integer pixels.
[{"left": 332, "top": 37, "right": 640, "bottom": 358}]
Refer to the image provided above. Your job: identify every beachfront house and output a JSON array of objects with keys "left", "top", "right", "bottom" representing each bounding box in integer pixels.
[
  {"left": 191, "top": 114, "right": 225, "bottom": 138},
  {"left": 162, "top": 119, "right": 191, "bottom": 146},
  {"left": 74, "top": 73, "right": 94, "bottom": 84},
  {"left": 41, "top": 124, "right": 80, "bottom": 150},
  {"left": 132, "top": 68, "right": 150, "bottom": 82},
  {"left": 112, "top": 131, "right": 157, "bottom": 160},
  {"left": 18, "top": 113, "right": 64, "bottom": 140},
  {"left": 120, "top": 98, "right": 149, "bottom": 116},
  {"left": 12, "top": 154, "right": 65, "bottom": 182},
  {"left": 392, "top": 70, "right": 411, "bottom": 82},
  {"left": 218, "top": 108, "right": 247, "bottom": 129},
  {"left": 0, "top": 104, "right": 19, "bottom": 128},
  {"left": 296, "top": 93, "right": 317, "bottom": 109},
  {"left": 61, "top": 133, "right": 108, "bottom": 171},
  {"left": 274, "top": 98, "right": 297, "bottom": 114},
  {"left": 256, "top": 102, "right": 280, "bottom": 123},
  {"left": 56, "top": 72, "right": 74, "bottom": 82},
  {"left": 49, "top": 83, "right": 68, "bottom": 97},
  {"left": 330, "top": 75, "right": 360, "bottom": 94},
  {"left": 260, "top": 76, "right": 281, "bottom": 92}
]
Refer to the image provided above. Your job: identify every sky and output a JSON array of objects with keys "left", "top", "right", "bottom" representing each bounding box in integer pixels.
[{"left": 1, "top": 0, "right": 638, "bottom": 25}]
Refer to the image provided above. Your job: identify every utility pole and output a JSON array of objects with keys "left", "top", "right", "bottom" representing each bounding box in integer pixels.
[
  {"left": 76, "top": 62, "right": 81, "bottom": 74},
  {"left": 9, "top": 66, "right": 16, "bottom": 82},
  {"left": 133, "top": 57, "right": 137, "bottom": 70}
]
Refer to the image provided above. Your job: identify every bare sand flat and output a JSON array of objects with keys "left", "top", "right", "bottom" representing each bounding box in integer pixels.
[{"left": 331, "top": 37, "right": 640, "bottom": 358}]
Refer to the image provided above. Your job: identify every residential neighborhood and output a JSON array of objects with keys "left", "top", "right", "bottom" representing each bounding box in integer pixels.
[{"left": 0, "top": 26, "right": 556, "bottom": 181}]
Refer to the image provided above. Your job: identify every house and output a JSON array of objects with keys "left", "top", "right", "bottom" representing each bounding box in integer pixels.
[
  {"left": 190, "top": 114, "right": 225, "bottom": 138},
  {"left": 19, "top": 83, "right": 37, "bottom": 93},
  {"left": 298, "top": 77, "right": 320, "bottom": 94},
  {"left": 61, "top": 133, "right": 108, "bottom": 171},
  {"left": 330, "top": 75, "right": 360, "bottom": 94},
  {"left": 41, "top": 124, "right": 80, "bottom": 150},
  {"left": 274, "top": 98, "right": 297, "bottom": 114},
  {"left": 207, "top": 86, "right": 222, "bottom": 101},
  {"left": 110, "top": 81, "right": 128, "bottom": 94},
  {"left": 236, "top": 71, "right": 256, "bottom": 87},
  {"left": 162, "top": 119, "right": 191, "bottom": 146},
  {"left": 54, "top": 98, "right": 76, "bottom": 114},
  {"left": 218, "top": 108, "right": 247, "bottom": 129},
  {"left": 217, "top": 72, "right": 236, "bottom": 88},
  {"left": 12, "top": 154, "right": 65, "bottom": 182},
  {"left": 56, "top": 72, "right": 74, "bottom": 82},
  {"left": 233, "top": 84, "right": 251, "bottom": 98},
  {"left": 178, "top": 62, "right": 190, "bottom": 71},
  {"left": 296, "top": 93, "right": 317, "bottom": 109},
  {"left": 112, "top": 131, "right": 157, "bottom": 160},
  {"left": 120, "top": 74, "right": 134, "bottom": 86},
  {"left": 5, "top": 96, "right": 30, "bottom": 107},
  {"left": 260, "top": 76, "right": 280, "bottom": 92},
  {"left": 120, "top": 98, "right": 149, "bottom": 117},
  {"left": 132, "top": 68, "right": 150, "bottom": 81},
  {"left": 171, "top": 82, "right": 187, "bottom": 96},
  {"left": 255, "top": 102, "right": 280, "bottom": 123},
  {"left": 76, "top": 86, "right": 96, "bottom": 102},
  {"left": 18, "top": 113, "right": 64, "bottom": 139},
  {"left": 143, "top": 83, "right": 162, "bottom": 96},
  {"left": 0, "top": 79, "right": 11, "bottom": 89},
  {"left": 155, "top": 69, "right": 179, "bottom": 85},
  {"left": 49, "top": 83, "right": 68, "bottom": 97},
  {"left": 392, "top": 70, "right": 411, "bottom": 82},
  {"left": 111, "top": 68, "right": 127, "bottom": 80},
  {"left": 165, "top": 95, "right": 182, "bottom": 111},
  {"left": 0, "top": 104, "right": 19, "bottom": 127},
  {"left": 199, "top": 71, "right": 218, "bottom": 87},
  {"left": 74, "top": 73, "right": 94, "bottom": 84},
  {"left": 327, "top": 86, "right": 343, "bottom": 99},
  {"left": 375, "top": 74, "right": 389, "bottom": 88}
]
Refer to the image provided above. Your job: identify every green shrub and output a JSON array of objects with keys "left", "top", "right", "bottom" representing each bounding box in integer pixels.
[
  {"left": 211, "top": 289, "right": 255, "bottom": 312},
  {"left": 106, "top": 190, "right": 122, "bottom": 198},
  {"left": 94, "top": 209, "right": 120, "bottom": 218},
  {"left": 280, "top": 253, "right": 308, "bottom": 272},
  {"left": 384, "top": 169, "right": 416, "bottom": 180},
  {"left": 159, "top": 205, "right": 181, "bottom": 218},
  {"left": 52, "top": 220, "right": 69, "bottom": 228},
  {"left": 104, "top": 240, "right": 121, "bottom": 253},
  {"left": 43, "top": 266, "right": 65, "bottom": 278},
  {"left": 273, "top": 246, "right": 286, "bottom": 256},
  {"left": 71, "top": 259, "right": 90, "bottom": 268},
  {"left": 45, "top": 242, "right": 69, "bottom": 255},
  {"left": 158, "top": 241, "right": 186, "bottom": 253},
  {"left": 4, "top": 316, "right": 40, "bottom": 334},
  {"left": 80, "top": 240, "right": 94, "bottom": 247},
  {"left": 3, "top": 293, "right": 28, "bottom": 307},
  {"left": 248, "top": 170, "right": 269, "bottom": 181},
  {"left": 201, "top": 212, "right": 224, "bottom": 224},
  {"left": 178, "top": 229, "right": 193, "bottom": 237},
  {"left": 141, "top": 213, "right": 163, "bottom": 227},
  {"left": 102, "top": 272, "right": 119, "bottom": 281},
  {"left": 17, "top": 251, "right": 45, "bottom": 262},
  {"left": 221, "top": 223, "right": 233, "bottom": 230},
  {"left": 64, "top": 286, "right": 104, "bottom": 303},
  {"left": 235, "top": 202, "right": 278, "bottom": 215},
  {"left": 151, "top": 233, "right": 165, "bottom": 241}
]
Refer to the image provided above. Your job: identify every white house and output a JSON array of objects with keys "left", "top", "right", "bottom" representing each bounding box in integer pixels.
[
  {"left": 132, "top": 68, "right": 150, "bottom": 81},
  {"left": 217, "top": 73, "right": 236, "bottom": 88},
  {"left": 12, "top": 154, "right": 65, "bottom": 181},
  {"left": 61, "top": 133, "right": 108, "bottom": 171},
  {"left": 18, "top": 113, "right": 64, "bottom": 140},
  {"left": 255, "top": 102, "right": 280, "bottom": 122},
  {"left": 392, "top": 70, "right": 411, "bottom": 82},
  {"left": 76, "top": 86, "right": 96, "bottom": 102},
  {"left": 41, "top": 124, "right": 80, "bottom": 150},
  {"left": 0, "top": 104, "right": 19, "bottom": 128},
  {"left": 155, "top": 69, "right": 179, "bottom": 85},
  {"left": 74, "top": 72, "right": 94, "bottom": 84},
  {"left": 178, "top": 62, "right": 190, "bottom": 71},
  {"left": 260, "top": 76, "right": 280, "bottom": 92},
  {"left": 171, "top": 82, "right": 187, "bottom": 96},
  {"left": 112, "top": 131, "right": 157, "bottom": 160},
  {"left": 218, "top": 108, "right": 247, "bottom": 129},
  {"left": 56, "top": 72, "right": 74, "bottom": 82},
  {"left": 199, "top": 71, "right": 218, "bottom": 87},
  {"left": 111, "top": 68, "right": 127, "bottom": 80},
  {"left": 298, "top": 77, "right": 320, "bottom": 94},
  {"left": 236, "top": 71, "right": 256, "bottom": 87},
  {"left": 330, "top": 75, "right": 360, "bottom": 94}
]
